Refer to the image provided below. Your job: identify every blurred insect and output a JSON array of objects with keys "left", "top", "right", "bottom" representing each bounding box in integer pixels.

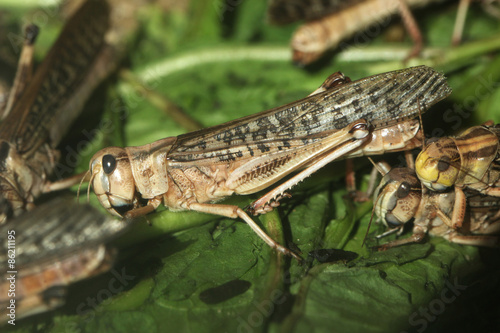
[
  {"left": 0, "top": 0, "right": 118, "bottom": 223},
  {"left": 88, "top": 66, "right": 451, "bottom": 260},
  {"left": 373, "top": 167, "right": 499, "bottom": 248},
  {"left": 267, "top": 0, "right": 360, "bottom": 24},
  {"left": 0, "top": 196, "right": 130, "bottom": 321},
  {"left": 268, "top": 0, "right": 474, "bottom": 65}
]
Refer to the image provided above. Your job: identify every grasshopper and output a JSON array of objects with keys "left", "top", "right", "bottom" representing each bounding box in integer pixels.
[
  {"left": 415, "top": 122, "right": 500, "bottom": 229},
  {"left": 0, "top": 196, "right": 129, "bottom": 321},
  {"left": 89, "top": 66, "right": 451, "bottom": 259},
  {"left": 268, "top": 0, "right": 442, "bottom": 65},
  {"left": 0, "top": 0, "right": 118, "bottom": 223},
  {"left": 373, "top": 167, "right": 500, "bottom": 248},
  {"left": 269, "top": 0, "right": 474, "bottom": 65}
]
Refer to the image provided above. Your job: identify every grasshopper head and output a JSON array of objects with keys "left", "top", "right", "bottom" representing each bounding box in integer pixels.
[
  {"left": 415, "top": 138, "right": 460, "bottom": 191},
  {"left": 89, "top": 147, "right": 136, "bottom": 217},
  {"left": 374, "top": 168, "right": 421, "bottom": 228}
]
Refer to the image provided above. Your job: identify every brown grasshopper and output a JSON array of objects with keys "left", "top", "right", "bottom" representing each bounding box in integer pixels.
[
  {"left": 0, "top": 0, "right": 120, "bottom": 223},
  {"left": 373, "top": 167, "right": 500, "bottom": 248},
  {"left": 268, "top": 0, "right": 472, "bottom": 65},
  {"left": 268, "top": 0, "right": 442, "bottom": 65},
  {"left": 414, "top": 122, "right": 500, "bottom": 228},
  {"left": 0, "top": 196, "right": 129, "bottom": 321},
  {"left": 88, "top": 65, "right": 451, "bottom": 259}
]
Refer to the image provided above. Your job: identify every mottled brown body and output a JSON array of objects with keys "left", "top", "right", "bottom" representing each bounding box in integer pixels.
[
  {"left": 374, "top": 167, "right": 500, "bottom": 248},
  {"left": 287, "top": 0, "right": 440, "bottom": 64},
  {"left": 268, "top": 0, "right": 365, "bottom": 25},
  {"left": 0, "top": 246, "right": 114, "bottom": 320},
  {"left": 0, "top": 0, "right": 117, "bottom": 223},
  {"left": 374, "top": 167, "right": 422, "bottom": 228},
  {"left": 416, "top": 124, "right": 500, "bottom": 194},
  {"left": 467, "top": 193, "right": 500, "bottom": 235},
  {"left": 90, "top": 66, "right": 451, "bottom": 259},
  {"left": 0, "top": 196, "right": 128, "bottom": 320}
]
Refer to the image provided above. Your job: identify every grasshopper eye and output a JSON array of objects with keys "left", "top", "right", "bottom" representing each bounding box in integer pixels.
[
  {"left": 102, "top": 154, "right": 117, "bottom": 174},
  {"left": 396, "top": 182, "right": 411, "bottom": 199},
  {"left": 437, "top": 156, "right": 450, "bottom": 172}
]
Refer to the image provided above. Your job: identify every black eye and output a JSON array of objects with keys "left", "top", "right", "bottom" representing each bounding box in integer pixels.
[
  {"left": 396, "top": 182, "right": 411, "bottom": 199},
  {"left": 102, "top": 154, "right": 117, "bottom": 174},
  {"left": 437, "top": 156, "right": 450, "bottom": 172}
]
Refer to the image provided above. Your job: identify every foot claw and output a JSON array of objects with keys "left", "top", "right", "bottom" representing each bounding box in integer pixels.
[{"left": 249, "top": 192, "right": 292, "bottom": 216}]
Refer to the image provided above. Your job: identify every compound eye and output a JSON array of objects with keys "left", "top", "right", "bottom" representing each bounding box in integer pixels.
[
  {"left": 437, "top": 157, "right": 450, "bottom": 172},
  {"left": 396, "top": 182, "right": 411, "bottom": 199},
  {"left": 102, "top": 154, "right": 117, "bottom": 175}
]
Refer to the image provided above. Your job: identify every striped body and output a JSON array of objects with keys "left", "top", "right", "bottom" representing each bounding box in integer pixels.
[
  {"left": 89, "top": 66, "right": 450, "bottom": 258},
  {"left": 416, "top": 124, "right": 500, "bottom": 192},
  {"left": 0, "top": 0, "right": 113, "bottom": 223},
  {"left": 90, "top": 66, "right": 451, "bottom": 218},
  {"left": 0, "top": 196, "right": 128, "bottom": 320},
  {"left": 374, "top": 168, "right": 500, "bottom": 248}
]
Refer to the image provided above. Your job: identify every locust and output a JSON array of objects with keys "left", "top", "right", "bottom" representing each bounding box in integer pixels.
[
  {"left": 88, "top": 65, "right": 451, "bottom": 259},
  {"left": 0, "top": 0, "right": 118, "bottom": 223},
  {"left": 268, "top": 0, "right": 474, "bottom": 65},
  {"left": 268, "top": 0, "right": 442, "bottom": 65},
  {"left": 373, "top": 167, "right": 500, "bottom": 248},
  {"left": 415, "top": 122, "right": 500, "bottom": 229},
  {"left": 0, "top": 196, "right": 129, "bottom": 321}
]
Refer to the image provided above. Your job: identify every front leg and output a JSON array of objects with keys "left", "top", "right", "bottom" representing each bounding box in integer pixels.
[
  {"left": 376, "top": 231, "right": 426, "bottom": 251},
  {"left": 124, "top": 197, "right": 162, "bottom": 219},
  {"left": 376, "top": 220, "right": 430, "bottom": 250},
  {"left": 436, "top": 186, "right": 466, "bottom": 229},
  {"left": 345, "top": 159, "right": 382, "bottom": 202},
  {"left": 44, "top": 171, "right": 89, "bottom": 193},
  {"left": 248, "top": 192, "right": 291, "bottom": 216}
]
